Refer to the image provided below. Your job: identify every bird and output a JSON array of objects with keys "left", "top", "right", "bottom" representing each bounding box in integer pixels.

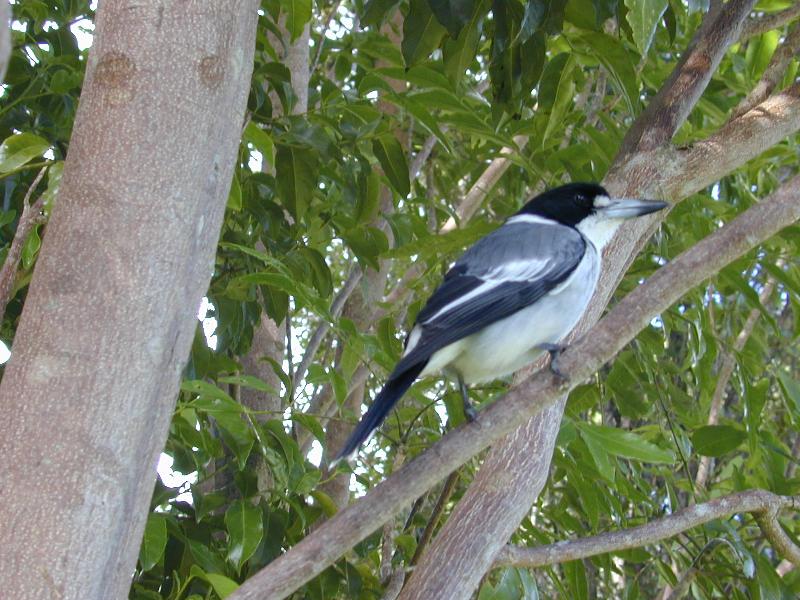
[{"left": 332, "top": 183, "right": 667, "bottom": 464}]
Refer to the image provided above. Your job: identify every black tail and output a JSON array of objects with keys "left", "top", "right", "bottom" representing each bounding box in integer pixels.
[{"left": 331, "top": 361, "right": 427, "bottom": 464}]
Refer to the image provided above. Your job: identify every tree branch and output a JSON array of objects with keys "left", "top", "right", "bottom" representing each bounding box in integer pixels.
[
  {"left": 291, "top": 265, "right": 362, "bottom": 393},
  {"left": 755, "top": 506, "right": 800, "bottom": 567},
  {"left": 695, "top": 269, "right": 780, "bottom": 489},
  {"left": 741, "top": 5, "right": 800, "bottom": 40},
  {"left": 731, "top": 23, "right": 800, "bottom": 120},
  {"left": 228, "top": 173, "right": 800, "bottom": 600},
  {"left": 492, "top": 490, "right": 800, "bottom": 569},
  {"left": 439, "top": 135, "right": 528, "bottom": 233},
  {"left": 619, "top": 0, "right": 757, "bottom": 158},
  {"left": 0, "top": 167, "right": 48, "bottom": 323}
]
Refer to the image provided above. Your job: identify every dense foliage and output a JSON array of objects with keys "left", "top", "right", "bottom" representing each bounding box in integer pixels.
[{"left": 2, "top": 0, "right": 799, "bottom": 598}]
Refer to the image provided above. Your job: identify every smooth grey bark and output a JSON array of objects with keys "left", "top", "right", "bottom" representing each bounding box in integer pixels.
[{"left": 0, "top": 3, "right": 258, "bottom": 598}]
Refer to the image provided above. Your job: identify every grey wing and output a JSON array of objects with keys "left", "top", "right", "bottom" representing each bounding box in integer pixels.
[{"left": 396, "top": 218, "right": 586, "bottom": 372}]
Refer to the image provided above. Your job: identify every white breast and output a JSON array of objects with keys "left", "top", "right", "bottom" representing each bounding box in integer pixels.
[{"left": 423, "top": 242, "right": 601, "bottom": 383}]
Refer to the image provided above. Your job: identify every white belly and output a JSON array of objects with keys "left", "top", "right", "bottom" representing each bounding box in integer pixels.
[{"left": 423, "top": 247, "right": 600, "bottom": 383}]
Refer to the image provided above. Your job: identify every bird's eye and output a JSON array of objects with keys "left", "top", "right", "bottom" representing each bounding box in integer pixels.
[{"left": 575, "top": 194, "right": 586, "bottom": 203}]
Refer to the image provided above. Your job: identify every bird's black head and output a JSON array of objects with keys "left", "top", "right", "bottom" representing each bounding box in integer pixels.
[{"left": 516, "top": 183, "right": 610, "bottom": 227}]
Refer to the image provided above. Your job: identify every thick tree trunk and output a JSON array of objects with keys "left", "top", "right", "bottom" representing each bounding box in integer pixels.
[{"left": 0, "top": 3, "right": 258, "bottom": 598}]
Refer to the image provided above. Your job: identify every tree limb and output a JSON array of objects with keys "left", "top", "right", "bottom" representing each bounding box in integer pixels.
[
  {"left": 741, "top": 5, "right": 800, "bottom": 40},
  {"left": 439, "top": 135, "right": 528, "bottom": 233},
  {"left": 0, "top": 167, "right": 48, "bottom": 323},
  {"left": 227, "top": 172, "right": 800, "bottom": 600},
  {"left": 619, "top": 0, "right": 757, "bottom": 158},
  {"left": 491, "top": 490, "right": 800, "bottom": 569},
  {"left": 755, "top": 506, "right": 800, "bottom": 567},
  {"left": 291, "top": 265, "right": 362, "bottom": 393},
  {"left": 731, "top": 23, "right": 800, "bottom": 120}
]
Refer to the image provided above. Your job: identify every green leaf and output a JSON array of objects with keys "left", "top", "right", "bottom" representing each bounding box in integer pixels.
[
  {"left": 777, "top": 372, "right": 800, "bottom": 419},
  {"left": 0, "top": 133, "right": 50, "bottom": 174},
  {"left": 225, "top": 500, "right": 263, "bottom": 571},
  {"left": 243, "top": 122, "right": 274, "bottom": 168},
  {"left": 182, "top": 379, "right": 237, "bottom": 405},
  {"left": 518, "top": 0, "right": 546, "bottom": 45},
  {"left": 41, "top": 161, "right": 63, "bottom": 211},
  {"left": 389, "top": 93, "right": 453, "bottom": 153},
  {"left": 578, "top": 423, "right": 675, "bottom": 463},
  {"left": 138, "top": 513, "right": 167, "bottom": 571},
  {"left": 691, "top": 425, "right": 747, "bottom": 457},
  {"left": 310, "top": 489, "right": 339, "bottom": 517},
  {"left": 574, "top": 31, "right": 639, "bottom": 114},
  {"left": 542, "top": 54, "right": 576, "bottom": 144},
  {"left": 275, "top": 144, "right": 319, "bottom": 221},
  {"left": 581, "top": 431, "right": 617, "bottom": 481},
  {"left": 21, "top": 226, "right": 41, "bottom": 270},
  {"left": 442, "top": 3, "right": 484, "bottom": 81},
  {"left": 362, "top": 0, "right": 403, "bottom": 26},
  {"left": 217, "top": 374, "right": 277, "bottom": 394},
  {"left": 564, "top": 560, "right": 589, "bottom": 600},
  {"left": 356, "top": 168, "right": 381, "bottom": 224},
  {"left": 279, "top": 0, "right": 312, "bottom": 41},
  {"left": 227, "top": 175, "right": 242, "bottom": 211},
  {"left": 205, "top": 574, "right": 239, "bottom": 598},
  {"left": 428, "top": 0, "right": 476, "bottom": 38},
  {"left": 292, "top": 412, "right": 325, "bottom": 443},
  {"left": 372, "top": 133, "right": 410, "bottom": 197},
  {"left": 623, "top": 0, "right": 668, "bottom": 56},
  {"left": 402, "top": 0, "right": 448, "bottom": 66}
]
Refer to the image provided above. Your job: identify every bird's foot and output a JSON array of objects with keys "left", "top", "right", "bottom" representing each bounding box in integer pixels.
[
  {"left": 463, "top": 403, "right": 478, "bottom": 423},
  {"left": 537, "top": 343, "right": 568, "bottom": 382}
]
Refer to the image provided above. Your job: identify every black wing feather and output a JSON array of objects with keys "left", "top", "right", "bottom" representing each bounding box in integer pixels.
[{"left": 396, "top": 219, "right": 585, "bottom": 373}]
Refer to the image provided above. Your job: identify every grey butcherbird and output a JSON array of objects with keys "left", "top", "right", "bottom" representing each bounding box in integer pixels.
[{"left": 333, "top": 183, "right": 667, "bottom": 464}]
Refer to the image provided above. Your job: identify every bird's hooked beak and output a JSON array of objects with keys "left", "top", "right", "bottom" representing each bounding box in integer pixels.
[{"left": 596, "top": 196, "right": 669, "bottom": 219}]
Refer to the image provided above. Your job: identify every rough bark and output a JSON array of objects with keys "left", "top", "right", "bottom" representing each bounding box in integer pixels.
[
  {"left": 619, "top": 0, "right": 756, "bottom": 158},
  {"left": 0, "top": 3, "right": 258, "bottom": 598},
  {"left": 227, "top": 173, "right": 800, "bottom": 600},
  {"left": 0, "top": 167, "right": 47, "bottom": 321}
]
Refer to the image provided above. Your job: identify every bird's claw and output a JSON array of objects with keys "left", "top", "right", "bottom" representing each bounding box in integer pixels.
[
  {"left": 464, "top": 404, "right": 478, "bottom": 423},
  {"left": 538, "top": 343, "right": 569, "bottom": 382}
]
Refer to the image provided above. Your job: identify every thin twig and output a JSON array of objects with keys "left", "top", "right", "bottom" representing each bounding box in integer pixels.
[
  {"left": 439, "top": 135, "right": 528, "bottom": 233},
  {"left": 731, "top": 23, "right": 800, "bottom": 120},
  {"left": 492, "top": 490, "right": 799, "bottom": 569},
  {"left": 291, "top": 265, "right": 362, "bottom": 392},
  {"left": 409, "top": 134, "right": 439, "bottom": 181},
  {"left": 410, "top": 470, "right": 459, "bottom": 566},
  {"left": 310, "top": 0, "right": 344, "bottom": 75},
  {"left": 695, "top": 266, "right": 780, "bottom": 489},
  {"left": 741, "top": 5, "right": 800, "bottom": 40},
  {"left": 0, "top": 167, "right": 48, "bottom": 322}
]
